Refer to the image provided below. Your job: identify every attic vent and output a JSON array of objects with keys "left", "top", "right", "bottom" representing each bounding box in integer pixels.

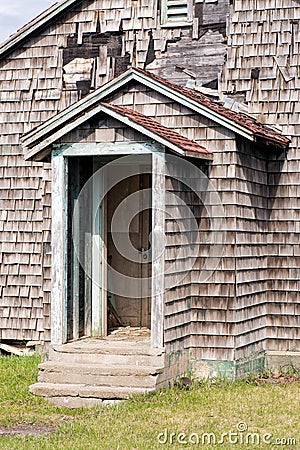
[{"left": 162, "top": 0, "right": 192, "bottom": 26}]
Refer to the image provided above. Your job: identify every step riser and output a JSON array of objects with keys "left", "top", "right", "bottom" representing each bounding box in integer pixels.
[
  {"left": 30, "top": 383, "right": 155, "bottom": 400},
  {"left": 48, "top": 352, "right": 163, "bottom": 366},
  {"left": 38, "top": 372, "right": 157, "bottom": 388},
  {"left": 38, "top": 362, "right": 163, "bottom": 377},
  {"left": 33, "top": 342, "right": 166, "bottom": 407},
  {"left": 50, "top": 346, "right": 164, "bottom": 357},
  {"left": 46, "top": 397, "right": 122, "bottom": 409}
]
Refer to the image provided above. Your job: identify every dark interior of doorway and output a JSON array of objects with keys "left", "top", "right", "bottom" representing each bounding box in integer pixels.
[
  {"left": 106, "top": 172, "right": 152, "bottom": 331},
  {"left": 67, "top": 155, "right": 152, "bottom": 342}
]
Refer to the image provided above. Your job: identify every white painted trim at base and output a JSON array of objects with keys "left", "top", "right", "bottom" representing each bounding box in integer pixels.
[
  {"left": 51, "top": 151, "right": 68, "bottom": 345},
  {"left": 151, "top": 152, "right": 165, "bottom": 348}
]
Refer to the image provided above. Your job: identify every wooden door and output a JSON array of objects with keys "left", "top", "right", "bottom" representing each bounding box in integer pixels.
[{"left": 106, "top": 173, "right": 151, "bottom": 329}]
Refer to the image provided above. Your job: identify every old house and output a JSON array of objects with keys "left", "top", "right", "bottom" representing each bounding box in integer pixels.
[{"left": 0, "top": 0, "right": 299, "bottom": 407}]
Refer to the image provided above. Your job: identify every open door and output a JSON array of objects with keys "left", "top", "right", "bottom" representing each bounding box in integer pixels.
[
  {"left": 106, "top": 172, "right": 151, "bottom": 330},
  {"left": 67, "top": 155, "right": 152, "bottom": 341}
]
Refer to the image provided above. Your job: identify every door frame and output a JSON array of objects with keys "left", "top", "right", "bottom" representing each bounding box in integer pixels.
[
  {"left": 91, "top": 159, "right": 107, "bottom": 337},
  {"left": 51, "top": 142, "right": 165, "bottom": 348}
]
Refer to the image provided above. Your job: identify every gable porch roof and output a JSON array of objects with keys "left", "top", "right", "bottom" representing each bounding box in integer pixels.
[
  {"left": 101, "top": 103, "right": 212, "bottom": 159},
  {"left": 22, "top": 101, "right": 213, "bottom": 161},
  {"left": 21, "top": 67, "right": 290, "bottom": 160}
]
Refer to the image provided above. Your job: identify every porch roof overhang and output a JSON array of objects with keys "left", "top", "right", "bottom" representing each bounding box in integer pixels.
[
  {"left": 21, "top": 67, "right": 290, "bottom": 161},
  {"left": 21, "top": 101, "right": 213, "bottom": 161}
]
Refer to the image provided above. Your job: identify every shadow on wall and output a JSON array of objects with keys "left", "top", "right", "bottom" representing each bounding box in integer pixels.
[{"left": 236, "top": 137, "right": 285, "bottom": 230}]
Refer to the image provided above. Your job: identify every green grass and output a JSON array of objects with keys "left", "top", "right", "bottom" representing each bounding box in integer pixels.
[
  {"left": 0, "top": 355, "right": 79, "bottom": 426},
  {"left": 0, "top": 356, "right": 300, "bottom": 449}
]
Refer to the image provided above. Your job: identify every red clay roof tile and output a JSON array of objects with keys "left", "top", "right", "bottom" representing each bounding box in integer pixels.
[
  {"left": 101, "top": 102, "right": 212, "bottom": 157},
  {"left": 133, "top": 68, "right": 290, "bottom": 148}
]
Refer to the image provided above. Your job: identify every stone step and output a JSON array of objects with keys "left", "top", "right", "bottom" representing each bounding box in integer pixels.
[
  {"left": 44, "top": 396, "right": 121, "bottom": 409},
  {"left": 49, "top": 346, "right": 164, "bottom": 366},
  {"left": 30, "top": 382, "right": 155, "bottom": 400},
  {"left": 32, "top": 341, "right": 167, "bottom": 408},
  {"left": 38, "top": 362, "right": 163, "bottom": 388},
  {"left": 51, "top": 341, "right": 164, "bottom": 356}
]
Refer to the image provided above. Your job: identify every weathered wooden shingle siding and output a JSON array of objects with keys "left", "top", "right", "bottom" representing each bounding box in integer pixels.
[
  {"left": 0, "top": 0, "right": 229, "bottom": 341},
  {"left": 56, "top": 81, "right": 239, "bottom": 360},
  {"left": 0, "top": 0, "right": 229, "bottom": 144},
  {"left": 0, "top": 151, "right": 51, "bottom": 342},
  {"left": 0, "top": 0, "right": 229, "bottom": 143},
  {"left": 222, "top": 0, "right": 300, "bottom": 357},
  {"left": 164, "top": 174, "right": 194, "bottom": 353},
  {"left": 188, "top": 126, "right": 237, "bottom": 362},
  {"left": 234, "top": 140, "right": 269, "bottom": 360},
  {"left": 107, "top": 83, "right": 238, "bottom": 358}
]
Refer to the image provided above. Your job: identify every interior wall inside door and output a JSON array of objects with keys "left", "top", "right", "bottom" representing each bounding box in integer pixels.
[
  {"left": 67, "top": 156, "right": 93, "bottom": 341},
  {"left": 106, "top": 173, "right": 152, "bottom": 329}
]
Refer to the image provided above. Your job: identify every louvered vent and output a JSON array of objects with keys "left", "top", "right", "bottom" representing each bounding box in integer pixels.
[
  {"left": 161, "top": 0, "right": 191, "bottom": 25},
  {"left": 166, "top": 0, "right": 188, "bottom": 22}
]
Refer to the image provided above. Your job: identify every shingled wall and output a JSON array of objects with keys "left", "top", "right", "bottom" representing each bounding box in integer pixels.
[
  {"left": 222, "top": 0, "right": 300, "bottom": 363},
  {"left": 107, "top": 82, "right": 241, "bottom": 373},
  {"left": 114, "top": 82, "right": 279, "bottom": 376},
  {"left": 0, "top": 155, "right": 51, "bottom": 342},
  {"left": 0, "top": 0, "right": 229, "bottom": 342}
]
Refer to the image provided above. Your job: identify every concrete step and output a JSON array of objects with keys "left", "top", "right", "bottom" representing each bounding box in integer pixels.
[
  {"left": 32, "top": 341, "right": 167, "bottom": 407},
  {"left": 30, "top": 382, "right": 155, "bottom": 400},
  {"left": 43, "top": 396, "right": 122, "bottom": 409},
  {"left": 49, "top": 343, "right": 165, "bottom": 366},
  {"left": 51, "top": 341, "right": 163, "bottom": 356},
  {"left": 38, "top": 362, "right": 164, "bottom": 388}
]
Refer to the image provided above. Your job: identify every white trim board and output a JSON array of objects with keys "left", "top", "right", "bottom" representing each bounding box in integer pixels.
[
  {"left": 51, "top": 151, "right": 68, "bottom": 345},
  {"left": 57, "top": 142, "right": 165, "bottom": 156}
]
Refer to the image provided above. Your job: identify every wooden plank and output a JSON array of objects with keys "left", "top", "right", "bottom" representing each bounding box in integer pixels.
[
  {"left": 151, "top": 151, "right": 165, "bottom": 348},
  {"left": 84, "top": 229, "right": 92, "bottom": 337},
  {"left": 59, "top": 141, "right": 159, "bottom": 156},
  {"left": 91, "top": 159, "right": 107, "bottom": 336},
  {"left": 71, "top": 160, "right": 80, "bottom": 340},
  {"left": 51, "top": 151, "right": 68, "bottom": 345}
]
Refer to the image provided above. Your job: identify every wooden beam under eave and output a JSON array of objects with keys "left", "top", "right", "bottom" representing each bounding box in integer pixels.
[
  {"left": 23, "top": 145, "right": 52, "bottom": 162},
  {"left": 184, "top": 150, "right": 214, "bottom": 160},
  {"left": 254, "top": 135, "right": 290, "bottom": 152}
]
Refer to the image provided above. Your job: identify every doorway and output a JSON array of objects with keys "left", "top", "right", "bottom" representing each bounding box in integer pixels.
[
  {"left": 106, "top": 172, "right": 152, "bottom": 331},
  {"left": 67, "top": 155, "right": 152, "bottom": 341}
]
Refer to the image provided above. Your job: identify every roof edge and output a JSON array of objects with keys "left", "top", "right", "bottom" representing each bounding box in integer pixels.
[
  {"left": 21, "top": 68, "right": 135, "bottom": 146},
  {"left": 22, "top": 102, "right": 213, "bottom": 162},
  {"left": 0, "top": 0, "right": 79, "bottom": 59}
]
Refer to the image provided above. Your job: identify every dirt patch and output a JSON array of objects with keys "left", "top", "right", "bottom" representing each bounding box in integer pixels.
[
  {"left": 245, "top": 373, "right": 300, "bottom": 385},
  {"left": 0, "top": 423, "right": 57, "bottom": 438},
  {"left": 260, "top": 374, "right": 300, "bottom": 384}
]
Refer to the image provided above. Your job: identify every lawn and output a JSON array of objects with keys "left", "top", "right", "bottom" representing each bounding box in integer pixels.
[{"left": 0, "top": 355, "right": 299, "bottom": 449}]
